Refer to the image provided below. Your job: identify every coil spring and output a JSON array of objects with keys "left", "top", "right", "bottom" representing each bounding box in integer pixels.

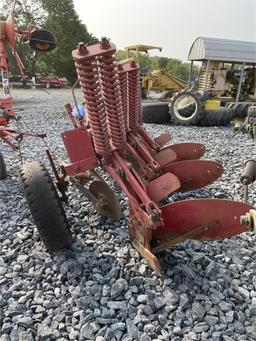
[
  {"left": 118, "top": 70, "right": 128, "bottom": 132},
  {"left": 75, "top": 58, "right": 110, "bottom": 156},
  {"left": 98, "top": 54, "right": 126, "bottom": 149},
  {"left": 128, "top": 68, "right": 142, "bottom": 130}
]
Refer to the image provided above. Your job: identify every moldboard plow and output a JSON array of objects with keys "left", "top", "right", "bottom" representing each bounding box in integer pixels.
[{"left": 20, "top": 38, "right": 254, "bottom": 273}]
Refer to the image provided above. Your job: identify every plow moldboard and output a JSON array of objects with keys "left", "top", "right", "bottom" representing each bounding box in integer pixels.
[
  {"left": 154, "top": 133, "right": 172, "bottom": 147},
  {"left": 146, "top": 172, "right": 180, "bottom": 202},
  {"left": 160, "top": 160, "right": 223, "bottom": 192},
  {"left": 154, "top": 199, "right": 253, "bottom": 241},
  {"left": 153, "top": 148, "right": 177, "bottom": 166},
  {"left": 166, "top": 143, "right": 205, "bottom": 162}
]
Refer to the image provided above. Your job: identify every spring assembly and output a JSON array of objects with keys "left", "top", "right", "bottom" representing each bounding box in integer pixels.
[
  {"left": 118, "top": 66, "right": 128, "bottom": 132},
  {"left": 75, "top": 58, "right": 110, "bottom": 156},
  {"left": 98, "top": 53, "right": 126, "bottom": 150},
  {"left": 128, "top": 66, "right": 142, "bottom": 130}
]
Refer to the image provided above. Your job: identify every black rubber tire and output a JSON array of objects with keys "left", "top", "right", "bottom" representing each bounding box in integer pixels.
[
  {"left": 169, "top": 90, "right": 204, "bottom": 125},
  {"left": 0, "top": 152, "right": 7, "bottom": 180},
  {"left": 29, "top": 29, "right": 56, "bottom": 52},
  {"left": 226, "top": 102, "right": 251, "bottom": 117},
  {"left": 247, "top": 105, "right": 256, "bottom": 117},
  {"left": 142, "top": 101, "right": 169, "bottom": 124},
  {"left": 19, "top": 161, "right": 72, "bottom": 251},
  {"left": 198, "top": 108, "right": 235, "bottom": 127}
]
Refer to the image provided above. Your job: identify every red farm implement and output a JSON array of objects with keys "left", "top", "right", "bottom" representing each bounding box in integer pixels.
[
  {"left": 0, "top": 1, "right": 56, "bottom": 155},
  {"left": 20, "top": 38, "right": 254, "bottom": 273}
]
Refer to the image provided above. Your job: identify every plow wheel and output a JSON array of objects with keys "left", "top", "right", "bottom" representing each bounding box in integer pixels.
[
  {"left": 89, "top": 180, "right": 123, "bottom": 219},
  {"left": 19, "top": 161, "right": 72, "bottom": 251},
  {"left": 160, "top": 160, "right": 223, "bottom": 193},
  {"left": 0, "top": 152, "right": 7, "bottom": 179}
]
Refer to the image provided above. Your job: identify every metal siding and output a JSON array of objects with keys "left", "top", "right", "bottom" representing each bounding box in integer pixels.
[{"left": 188, "top": 37, "right": 256, "bottom": 63}]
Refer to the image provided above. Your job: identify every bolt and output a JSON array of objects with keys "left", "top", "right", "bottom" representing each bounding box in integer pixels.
[
  {"left": 118, "top": 64, "right": 123, "bottom": 71},
  {"left": 240, "top": 214, "right": 250, "bottom": 227},
  {"left": 100, "top": 37, "right": 110, "bottom": 49},
  {"left": 130, "top": 60, "right": 137, "bottom": 67},
  {"left": 77, "top": 42, "right": 88, "bottom": 55}
]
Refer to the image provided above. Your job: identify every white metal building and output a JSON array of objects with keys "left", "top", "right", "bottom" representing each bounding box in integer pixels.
[{"left": 188, "top": 37, "right": 256, "bottom": 64}]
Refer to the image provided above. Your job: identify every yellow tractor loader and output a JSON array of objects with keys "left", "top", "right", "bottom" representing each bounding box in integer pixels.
[
  {"left": 125, "top": 44, "right": 186, "bottom": 99},
  {"left": 124, "top": 44, "right": 186, "bottom": 123}
]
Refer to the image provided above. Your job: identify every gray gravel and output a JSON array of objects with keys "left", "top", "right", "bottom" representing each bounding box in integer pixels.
[{"left": 0, "top": 89, "right": 256, "bottom": 340}]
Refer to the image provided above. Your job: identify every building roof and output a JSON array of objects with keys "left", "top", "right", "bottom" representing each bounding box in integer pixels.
[{"left": 188, "top": 37, "right": 256, "bottom": 64}]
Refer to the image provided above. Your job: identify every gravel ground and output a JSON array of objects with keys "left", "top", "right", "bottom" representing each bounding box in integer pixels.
[{"left": 0, "top": 89, "right": 256, "bottom": 341}]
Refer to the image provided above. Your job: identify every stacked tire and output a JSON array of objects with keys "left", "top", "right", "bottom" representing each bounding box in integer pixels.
[
  {"left": 142, "top": 101, "right": 169, "bottom": 124},
  {"left": 169, "top": 90, "right": 235, "bottom": 127}
]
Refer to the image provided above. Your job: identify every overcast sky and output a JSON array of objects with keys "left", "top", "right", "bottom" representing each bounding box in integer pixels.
[{"left": 73, "top": 0, "right": 256, "bottom": 62}]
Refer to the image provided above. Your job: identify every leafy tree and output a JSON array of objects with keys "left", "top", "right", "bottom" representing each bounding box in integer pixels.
[
  {"left": 158, "top": 57, "right": 169, "bottom": 69},
  {"left": 36, "top": 0, "right": 98, "bottom": 84}
]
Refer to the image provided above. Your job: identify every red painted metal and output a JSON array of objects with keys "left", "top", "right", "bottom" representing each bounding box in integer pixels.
[
  {"left": 61, "top": 127, "right": 98, "bottom": 174},
  {"left": 118, "top": 64, "right": 128, "bottom": 132},
  {"left": 166, "top": 142, "right": 206, "bottom": 162},
  {"left": 155, "top": 199, "right": 252, "bottom": 241},
  {"left": 127, "top": 61, "right": 141, "bottom": 129},
  {"left": 98, "top": 50, "right": 126, "bottom": 150},
  {"left": 0, "top": 127, "right": 46, "bottom": 150},
  {"left": 146, "top": 173, "right": 180, "bottom": 202},
  {"left": 153, "top": 147, "right": 177, "bottom": 167},
  {"left": 160, "top": 160, "right": 223, "bottom": 192},
  {"left": 60, "top": 38, "right": 256, "bottom": 272},
  {"left": 154, "top": 133, "right": 172, "bottom": 147},
  {"left": 74, "top": 54, "right": 110, "bottom": 157}
]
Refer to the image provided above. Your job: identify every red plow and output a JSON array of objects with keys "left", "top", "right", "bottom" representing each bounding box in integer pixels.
[{"left": 20, "top": 38, "right": 254, "bottom": 273}]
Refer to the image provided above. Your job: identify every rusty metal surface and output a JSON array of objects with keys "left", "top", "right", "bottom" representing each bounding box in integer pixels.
[
  {"left": 89, "top": 180, "right": 123, "bottom": 219},
  {"left": 161, "top": 160, "right": 223, "bottom": 192},
  {"left": 146, "top": 172, "right": 180, "bottom": 203}
]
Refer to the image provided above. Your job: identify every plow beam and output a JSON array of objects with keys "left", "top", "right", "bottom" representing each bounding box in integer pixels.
[{"left": 160, "top": 160, "right": 223, "bottom": 192}]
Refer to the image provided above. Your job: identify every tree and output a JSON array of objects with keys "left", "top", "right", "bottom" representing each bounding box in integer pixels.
[{"left": 37, "top": 0, "right": 98, "bottom": 84}]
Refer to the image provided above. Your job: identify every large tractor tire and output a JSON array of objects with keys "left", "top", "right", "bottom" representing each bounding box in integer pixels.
[
  {"left": 198, "top": 107, "right": 235, "bottom": 127},
  {"left": 248, "top": 105, "right": 256, "bottom": 117},
  {"left": 0, "top": 152, "right": 7, "bottom": 180},
  {"left": 142, "top": 101, "right": 169, "bottom": 124},
  {"left": 169, "top": 90, "right": 204, "bottom": 125},
  {"left": 19, "top": 161, "right": 72, "bottom": 251},
  {"left": 226, "top": 102, "right": 251, "bottom": 117}
]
